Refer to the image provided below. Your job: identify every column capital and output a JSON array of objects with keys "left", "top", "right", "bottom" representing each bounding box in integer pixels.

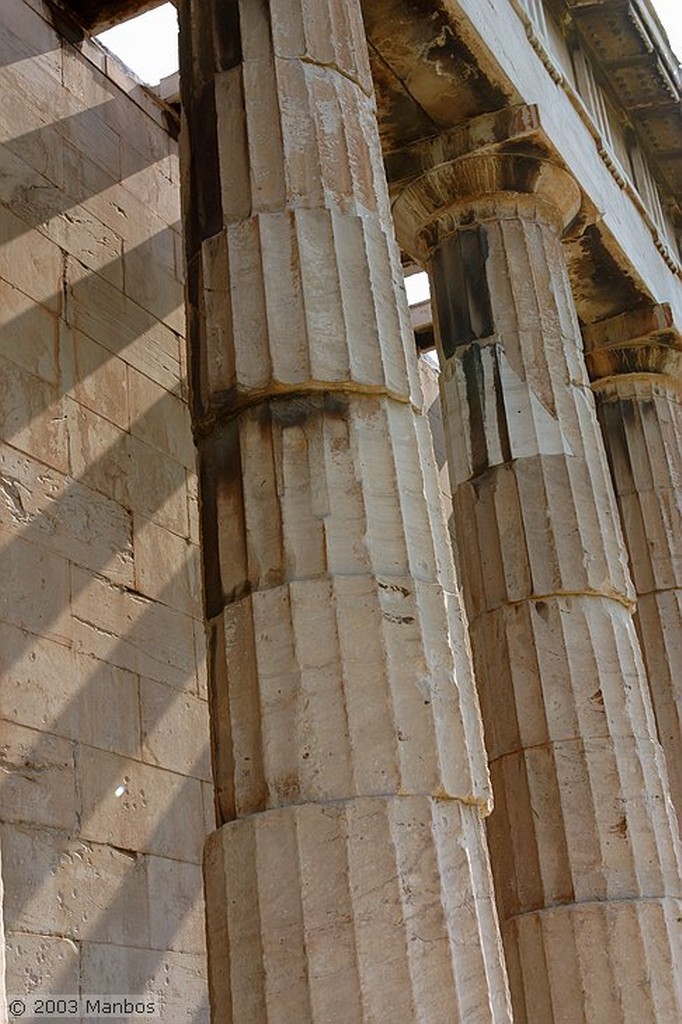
[
  {"left": 390, "top": 106, "right": 582, "bottom": 261},
  {"left": 584, "top": 303, "right": 682, "bottom": 388}
]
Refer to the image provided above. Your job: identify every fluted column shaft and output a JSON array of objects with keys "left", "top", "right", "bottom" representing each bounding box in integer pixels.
[
  {"left": 177, "top": 3, "right": 511, "bottom": 1021},
  {"left": 585, "top": 307, "right": 682, "bottom": 829},
  {"left": 393, "top": 139, "right": 682, "bottom": 1023}
]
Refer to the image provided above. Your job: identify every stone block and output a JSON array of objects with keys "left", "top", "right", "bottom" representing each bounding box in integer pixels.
[
  {"left": 70, "top": 565, "right": 197, "bottom": 689},
  {"left": 80, "top": 943, "right": 208, "bottom": 1022},
  {"left": 0, "top": 80, "right": 65, "bottom": 188},
  {"left": 0, "top": 206, "right": 62, "bottom": 313},
  {"left": 123, "top": 230, "right": 185, "bottom": 335},
  {"left": 78, "top": 746, "right": 204, "bottom": 862},
  {"left": 67, "top": 259, "right": 181, "bottom": 392},
  {"left": 1, "top": 824, "right": 150, "bottom": 947},
  {"left": 0, "top": 279, "right": 59, "bottom": 384},
  {"left": 0, "top": 441, "right": 134, "bottom": 587},
  {"left": 0, "top": 722, "right": 76, "bottom": 830},
  {"left": 5, "top": 931, "right": 80, "bottom": 998},
  {"left": 119, "top": 157, "right": 181, "bottom": 231},
  {"left": 201, "top": 782, "right": 216, "bottom": 835},
  {"left": 140, "top": 677, "right": 211, "bottom": 780},
  {"left": 67, "top": 402, "right": 189, "bottom": 537},
  {"left": 65, "top": 399, "right": 129, "bottom": 504},
  {"left": 187, "top": 469, "right": 201, "bottom": 545},
  {"left": 134, "top": 515, "right": 200, "bottom": 615},
  {"left": 60, "top": 326, "right": 129, "bottom": 432},
  {"left": 59, "top": 102, "right": 122, "bottom": 183},
  {"left": 0, "top": 622, "right": 141, "bottom": 759},
  {"left": 147, "top": 856, "right": 206, "bottom": 954},
  {"left": 0, "top": 353, "right": 69, "bottom": 476},
  {"left": 127, "top": 367, "right": 194, "bottom": 469},
  {"left": 125, "top": 435, "right": 189, "bottom": 538},
  {"left": 1, "top": 0, "right": 60, "bottom": 81},
  {"left": 194, "top": 617, "right": 208, "bottom": 700},
  {"left": 0, "top": 527, "right": 71, "bottom": 644},
  {"left": 0, "top": 621, "right": 76, "bottom": 738},
  {"left": 74, "top": 654, "right": 141, "bottom": 759}
]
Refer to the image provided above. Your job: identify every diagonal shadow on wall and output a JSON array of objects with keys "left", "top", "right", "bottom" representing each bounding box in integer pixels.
[
  {"left": 1, "top": 223, "right": 184, "bottom": 441},
  {"left": 1, "top": 103, "right": 176, "bottom": 248},
  {"left": 0, "top": 6, "right": 217, "bottom": 1015}
]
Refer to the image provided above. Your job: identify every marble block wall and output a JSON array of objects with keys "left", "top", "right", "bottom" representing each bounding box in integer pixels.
[{"left": 0, "top": 1, "right": 211, "bottom": 1018}]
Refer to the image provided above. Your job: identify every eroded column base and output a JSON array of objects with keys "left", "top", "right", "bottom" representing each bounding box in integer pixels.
[{"left": 204, "top": 796, "right": 512, "bottom": 1023}]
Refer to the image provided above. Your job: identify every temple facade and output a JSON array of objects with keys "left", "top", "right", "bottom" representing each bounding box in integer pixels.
[{"left": 0, "top": 0, "right": 680, "bottom": 1021}]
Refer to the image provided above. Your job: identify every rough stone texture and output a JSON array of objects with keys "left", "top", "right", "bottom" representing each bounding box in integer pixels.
[
  {"left": 0, "top": 1, "right": 211, "bottom": 1017},
  {"left": 393, "top": 152, "right": 682, "bottom": 1022},
  {"left": 0, "top": 847, "right": 5, "bottom": 1024},
  {"left": 585, "top": 306, "right": 682, "bottom": 834},
  {"left": 178, "top": 0, "right": 511, "bottom": 1020}
]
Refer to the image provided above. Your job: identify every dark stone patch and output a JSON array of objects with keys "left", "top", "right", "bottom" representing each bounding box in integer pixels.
[
  {"left": 492, "top": 345, "right": 512, "bottom": 464},
  {"left": 566, "top": 226, "right": 649, "bottom": 323},
  {"left": 198, "top": 435, "right": 224, "bottom": 620},
  {"left": 265, "top": 392, "right": 349, "bottom": 429},
  {"left": 44, "top": 1, "right": 85, "bottom": 45},
  {"left": 533, "top": 600, "right": 549, "bottom": 622},
  {"left": 211, "top": 0, "right": 242, "bottom": 71},
  {"left": 502, "top": 154, "right": 541, "bottom": 195},
  {"left": 433, "top": 227, "right": 494, "bottom": 355},
  {"left": 191, "top": 82, "right": 224, "bottom": 246},
  {"left": 462, "top": 344, "right": 489, "bottom": 477},
  {"left": 420, "top": 4, "right": 508, "bottom": 114}
]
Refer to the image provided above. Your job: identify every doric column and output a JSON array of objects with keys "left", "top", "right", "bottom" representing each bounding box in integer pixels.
[
  {"left": 1, "top": 847, "right": 5, "bottom": 1024},
  {"left": 177, "top": 3, "right": 511, "bottom": 1021},
  {"left": 392, "top": 112, "right": 682, "bottom": 1023},
  {"left": 585, "top": 306, "right": 682, "bottom": 829}
]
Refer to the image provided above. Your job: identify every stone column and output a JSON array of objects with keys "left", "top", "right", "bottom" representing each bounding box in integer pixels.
[
  {"left": 1, "top": 847, "right": 6, "bottom": 1024},
  {"left": 392, "top": 120, "right": 682, "bottom": 1023},
  {"left": 584, "top": 306, "right": 682, "bottom": 829},
  {"left": 177, "top": 3, "right": 511, "bottom": 1021}
]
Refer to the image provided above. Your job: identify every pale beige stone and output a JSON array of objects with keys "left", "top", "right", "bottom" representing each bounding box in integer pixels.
[
  {"left": 0, "top": 844, "right": 5, "bottom": 1019},
  {"left": 180, "top": 0, "right": 511, "bottom": 1018},
  {"left": 140, "top": 677, "right": 211, "bottom": 780},
  {"left": 78, "top": 745, "right": 204, "bottom": 863},
  {"left": 205, "top": 797, "right": 510, "bottom": 1024},
  {"left": 123, "top": 228, "right": 185, "bottom": 335},
  {"left": 0, "top": 205, "right": 62, "bottom": 313},
  {"left": 133, "top": 514, "right": 201, "bottom": 615},
  {"left": 70, "top": 565, "right": 197, "bottom": 689},
  {"left": 147, "top": 856, "right": 206, "bottom": 955},
  {"left": 74, "top": 654, "right": 141, "bottom": 759},
  {"left": 0, "top": 722, "right": 76, "bottom": 830},
  {"left": 0, "top": 527, "right": 71, "bottom": 644},
  {"left": 60, "top": 325, "right": 130, "bottom": 432},
  {"left": 0, "top": 441, "right": 134, "bottom": 587},
  {"left": 0, "top": 623, "right": 141, "bottom": 759},
  {"left": 127, "top": 366, "right": 194, "bottom": 468},
  {"left": 0, "top": 353, "right": 68, "bottom": 475},
  {"left": 1, "top": 825, "right": 150, "bottom": 947},
  {"left": 0, "top": 278, "right": 60, "bottom": 384},
  {"left": 393, "top": 143, "right": 682, "bottom": 1020},
  {"left": 585, "top": 316, "right": 682, "bottom": 830},
  {"left": 66, "top": 401, "right": 189, "bottom": 537},
  {"left": 80, "top": 943, "right": 208, "bottom": 1022},
  {"left": 0, "top": 4, "right": 208, "bottom": 1016},
  {"left": 67, "top": 256, "right": 181, "bottom": 393},
  {"left": 5, "top": 932, "right": 79, "bottom": 998}
]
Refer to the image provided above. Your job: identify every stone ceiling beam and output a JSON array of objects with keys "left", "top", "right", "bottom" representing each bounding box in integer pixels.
[{"left": 55, "top": 0, "right": 168, "bottom": 33}]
